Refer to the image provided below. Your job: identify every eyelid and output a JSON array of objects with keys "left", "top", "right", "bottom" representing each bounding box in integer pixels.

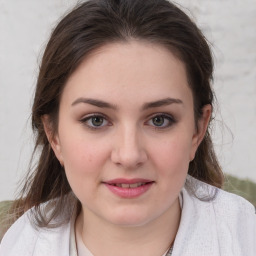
[
  {"left": 78, "top": 112, "right": 176, "bottom": 130},
  {"left": 79, "top": 113, "right": 112, "bottom": 130},
  {"left": 145, "top": 113, "right": 176, "bottom": 128}
]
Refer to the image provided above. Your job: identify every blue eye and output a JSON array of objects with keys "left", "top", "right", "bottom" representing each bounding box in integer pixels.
[
  {"left": 147, "top": 114, "right": 175, "bottom": 128},
  {"left": 80, "top": 115, "right": 109, "bottom": 129}
]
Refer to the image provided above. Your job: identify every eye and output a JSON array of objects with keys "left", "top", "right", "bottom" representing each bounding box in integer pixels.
[
  {"left": 80, "top": 114, "right": 110, "bottom": 129},
  {"left": 146, "top": 114, "right": 175, "bottom": 128}
]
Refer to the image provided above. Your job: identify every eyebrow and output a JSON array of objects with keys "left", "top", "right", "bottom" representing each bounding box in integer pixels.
[
  {"left": 71, "top": 98, "right": 117, "bottom": 109},
  {"left": 71, "top": 97, "right": 183, "bottom": 110},
  {"left": 142, "top": 97, "right": 183, "bottom": 110}
]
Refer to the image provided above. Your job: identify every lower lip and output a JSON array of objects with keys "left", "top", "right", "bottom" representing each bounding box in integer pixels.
[{"left": 104, "top": 182, "right": 153, "bottom": 198}]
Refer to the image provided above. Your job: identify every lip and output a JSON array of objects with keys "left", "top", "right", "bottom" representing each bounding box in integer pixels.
[
  {"left": 103, "top": 178, "right": 154, "bottom": 198},
  {"left": 105, "top": 178, "right": 153, "bottom": 184}
]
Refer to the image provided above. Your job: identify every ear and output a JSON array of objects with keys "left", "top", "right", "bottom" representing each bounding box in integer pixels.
[
  {"left": 41, "top": 115, "right": 64, "bottom": 165},
  {"left": 190, "top": 104, "right": 212, "bottom": 161}
]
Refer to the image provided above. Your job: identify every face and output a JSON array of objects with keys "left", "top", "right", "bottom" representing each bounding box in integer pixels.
[{"left": 45, "top": 41, "right": 210, "bottom": 227}]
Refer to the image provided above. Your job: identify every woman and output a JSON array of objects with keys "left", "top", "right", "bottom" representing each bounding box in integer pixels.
[{"left": 0, "top": 0, "right": 255, "bottom": 255}]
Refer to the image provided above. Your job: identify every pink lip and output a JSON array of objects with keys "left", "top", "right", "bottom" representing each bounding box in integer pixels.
[
  {"left": 105, "top": 178, "right": 152, "bottom": 184},
  {"left": 103, "top": 178, "right": 154, "bottom": 198}
]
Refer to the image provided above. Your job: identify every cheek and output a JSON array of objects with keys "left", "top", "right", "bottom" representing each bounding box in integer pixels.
[
  {"left": 144, "top": 139, "right": 190, "bottom": 216},
  {"left": 58, "top": 136, "right": 102, "bottom": 189},
  {"left": 63, "top": 141, "right": 92, "bottom": 169},
  {"left": 59, "top": 138, "right": 105, "bottom": 201},
  {"left": 150, "top": 136, "right": 192, "bottom": 201},
  {"left": 151, "top": 133, "right": 193, "bottom": 175},
  {"left": 58, "top": 125, "right": 106, "bottom": 170}
]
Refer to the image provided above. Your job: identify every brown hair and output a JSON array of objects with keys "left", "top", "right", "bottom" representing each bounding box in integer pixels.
[{"left": 6, "top": 0, "right": 223, "bottom": 231}]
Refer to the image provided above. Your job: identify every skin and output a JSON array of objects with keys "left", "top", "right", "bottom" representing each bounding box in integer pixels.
[{"left": 43, "top": 40, "right": 211, "bottom": 256}]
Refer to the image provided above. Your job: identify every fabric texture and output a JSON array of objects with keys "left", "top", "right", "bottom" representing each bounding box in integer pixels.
[{"left": 0, "top": 175, "right": 255, "bottom": 256}]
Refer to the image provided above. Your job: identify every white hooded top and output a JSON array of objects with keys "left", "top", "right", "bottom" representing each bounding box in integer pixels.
[{"left": 0, "top": 175, "right": 255, "bottom": 256}]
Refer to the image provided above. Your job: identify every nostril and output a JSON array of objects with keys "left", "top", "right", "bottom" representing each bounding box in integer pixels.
[{"left": 110, "top": 147, "right": 148, "bottom": 168}]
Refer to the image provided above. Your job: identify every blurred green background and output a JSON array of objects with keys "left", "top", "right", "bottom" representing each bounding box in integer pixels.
[{"left": 223, "top": 174, "right": 256, "bottom": 207}]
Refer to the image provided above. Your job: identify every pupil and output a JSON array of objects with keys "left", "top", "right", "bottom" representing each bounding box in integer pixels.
[
  {"left": 92, "top": 116, "right": 103, "bottom": 126},
  {"left": 153, "top": 116, "right": 164, "bottom": 126}
]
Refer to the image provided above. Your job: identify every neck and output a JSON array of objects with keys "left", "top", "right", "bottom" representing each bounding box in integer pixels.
[{"left": 76, "top": 198, "right": 181, "bottom": 256}]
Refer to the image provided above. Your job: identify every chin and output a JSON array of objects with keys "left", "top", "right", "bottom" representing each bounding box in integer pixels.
[{"left": 106, "top": 209, "right": 155, "bottom": 228}]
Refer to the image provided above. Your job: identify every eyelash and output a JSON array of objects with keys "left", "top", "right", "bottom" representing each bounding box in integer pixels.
[
  {"left": 145, "top": 113, "right": 176, "bottom": 129},
  {"left": 79, "top": 114, "right": 111, "bottom": 130},
  {"left": 79, "top": 113, "right": 176, "bottom": 130}
]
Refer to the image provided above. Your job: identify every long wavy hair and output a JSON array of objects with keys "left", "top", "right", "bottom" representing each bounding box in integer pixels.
[{"left": 4, "top": 0, "right": 223, "bottom": 233}]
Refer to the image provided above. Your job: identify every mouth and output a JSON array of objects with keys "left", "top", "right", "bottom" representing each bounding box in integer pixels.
[
  {"left": 111, "top": 182, "right": 151, "bottom": 188},
  {"left": 103, "top": 179, "right": 154, "bottom": 198}
]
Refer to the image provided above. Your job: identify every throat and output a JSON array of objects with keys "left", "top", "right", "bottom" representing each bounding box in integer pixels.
[{"left": 76, "top": 198, "right": 180, "bottom": 256}]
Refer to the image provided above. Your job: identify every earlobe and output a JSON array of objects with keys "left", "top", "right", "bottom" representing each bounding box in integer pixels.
[
  {"left": 41, "top": 115, "right": 64, "bottom": 165},
  {"left": 190, "top": 104, "right": 212, "bottom": 161}
]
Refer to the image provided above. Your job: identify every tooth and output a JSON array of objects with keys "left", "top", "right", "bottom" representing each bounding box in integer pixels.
[
  {"left": 129, "top": 183, "right": 142, "bottom": 188},
  {"left": 121, "top": 184, "right": 130, "bottom": 188},
  {"left": 114, "top": 182, "right": 148, "bottom": 188}
]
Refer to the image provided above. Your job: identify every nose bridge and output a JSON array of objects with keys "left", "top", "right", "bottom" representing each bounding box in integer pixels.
[{"left": 111, "top": 123, "right": 147, "bottom": 168}]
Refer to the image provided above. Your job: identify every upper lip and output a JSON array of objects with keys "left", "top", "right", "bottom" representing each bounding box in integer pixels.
[{"left": 103, "top": 178, "right": 153, "bottom": 184}]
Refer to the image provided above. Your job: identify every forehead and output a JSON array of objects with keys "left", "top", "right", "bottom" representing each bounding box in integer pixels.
[{"left": 61, "top": 41, "right": 193, "bottom": 108}]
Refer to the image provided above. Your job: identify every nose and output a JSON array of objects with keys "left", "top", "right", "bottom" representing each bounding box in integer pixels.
[{"left": 111, "top": 126, "right": 148, "bottom": 169}]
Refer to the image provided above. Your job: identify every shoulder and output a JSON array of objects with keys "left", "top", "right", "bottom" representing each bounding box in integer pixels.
[
  {"left": 185, "top": 175, "right": 255, "bottom": 214},
  {"left": 182, "top": 175, "right": 256, "bottom": 254},
  {"left": 0, "top": 202, "right": 72, "bottom": 256},
  {"left": 213, "top": 186, "right": 255, "bottom": 217},
  {"left": 0, "top": 209, "right": 37, "bottom": 255}
]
